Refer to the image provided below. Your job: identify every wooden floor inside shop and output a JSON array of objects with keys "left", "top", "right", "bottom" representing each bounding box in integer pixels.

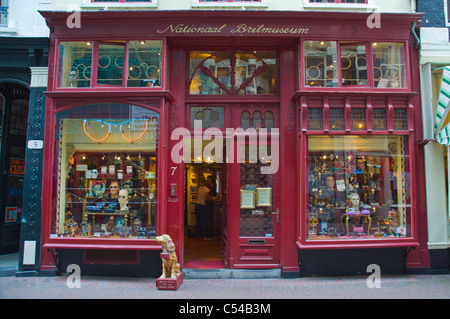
[
  {"left": 183, "top": 236, "right": 224, "bottom": 269},
  {"left": 184, "top": 236, "right": 221, "bottom": 260}
]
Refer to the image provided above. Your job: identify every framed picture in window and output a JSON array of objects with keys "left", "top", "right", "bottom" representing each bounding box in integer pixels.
[
  {"left": 256, "top": 187, "right": 272, "bottom": 207},
  {"left": 240, "top": 190, "right": 255, "bottom": 209}
]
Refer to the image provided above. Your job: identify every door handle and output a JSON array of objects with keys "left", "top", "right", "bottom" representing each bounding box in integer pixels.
[{"left": 272, "top": 208, "right": 279, "bottom": 223}]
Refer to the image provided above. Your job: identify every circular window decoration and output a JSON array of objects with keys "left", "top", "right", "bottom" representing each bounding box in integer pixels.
[
  {"left": 98, "top": 55, "right": 111, "bottom": 69},
  {"left": 306, "top": 65, "right": 321, "bottom": 80}
]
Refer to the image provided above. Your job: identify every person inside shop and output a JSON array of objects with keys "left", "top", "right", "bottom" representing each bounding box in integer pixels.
[
  {"left": 195, "top": 180, "right": 210, "bottom": 239},
  {"left": 206, "top": 175, "right": 217, "bottom": 197}
]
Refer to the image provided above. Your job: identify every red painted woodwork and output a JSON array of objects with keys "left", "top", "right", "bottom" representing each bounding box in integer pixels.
[{"left": 39, "top": 9, "right": 429, "bottom": 275}]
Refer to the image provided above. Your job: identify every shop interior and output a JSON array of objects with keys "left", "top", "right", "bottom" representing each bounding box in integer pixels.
[
  {"left": 183, "top": 137, "right": 227, "bottom": 267},
  {"left": 184, "top": 161, "right": 225, "bottom": 266}
]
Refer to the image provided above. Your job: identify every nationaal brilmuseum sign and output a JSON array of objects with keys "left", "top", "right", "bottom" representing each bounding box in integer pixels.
[{"left": 157, "top": 23, "right": 309, "bottom": 35}]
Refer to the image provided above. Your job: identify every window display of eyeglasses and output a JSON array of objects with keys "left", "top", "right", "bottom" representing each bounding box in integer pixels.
[
  {"left": 306, "top": 135, "right": 411, "bottom": 241},
  {"left": 51, "top": 103, "right": 159, "bottom": 240}
]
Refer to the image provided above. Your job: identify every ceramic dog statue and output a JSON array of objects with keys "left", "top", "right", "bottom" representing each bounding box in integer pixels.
[{"left": 156, "top": 234, "right": 181, "bottom": 279}]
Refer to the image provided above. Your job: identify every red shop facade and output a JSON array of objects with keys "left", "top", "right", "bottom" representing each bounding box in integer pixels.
[{"left": 33, "top": 10, "right": 430, "bottom": 277}]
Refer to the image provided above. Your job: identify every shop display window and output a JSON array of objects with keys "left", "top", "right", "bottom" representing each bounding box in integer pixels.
[
  {"left": 304, "top": 41, "right": 338, "bottom": 87},
  {"left": 127, "top": 41, "right": 162, "bottom": 87},
  {"left": 306, "top": 135, "right": 411, "bottom": 240},
  {"left": 301, "top": 41, "right": 406, "bottom": 89},
  {"left": 341, "top": 43, "right": 368, "bottom": 86},
  {"left": 189, "top": 51, "right": 276, "bottom": 95},
  {"left": 58, "top": 42, "right": 93, "bottom": 88},
  {"left": 58, "top": 40, "right": 162, "bottom": 88},
  {"left": 372, "top": 42, "right": 406, "bottom": 89},
  {"left": 97, "top": 43, "right": 125, "bottom": 86},
  {"left": 50, "top": 103, "right": 159, "bottom": 240}
]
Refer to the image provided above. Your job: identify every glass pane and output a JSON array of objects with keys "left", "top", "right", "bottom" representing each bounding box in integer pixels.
[
  {"left": 0, "top": 0, "right": 9, "bottom": 26},
  {"left": 97, "top": 43, "right": 125, "bottom": 86},
  {"left": 51, "top": 103, "right": 159, "bottom": 240},
  {"left": 304, "top": 41, "right": 338, "bottom": 87},
  {"left": 0, "top": 94, "right": 4, "bottom": 139},
  {"left": 240, "top": 145, "right": 274, "bottom": 237},
  {"left": 127, "top": 40, "right": 162, "bottom": 87},
  {"left": 190, "top": 106, "right": 225, "bottom": 128},
  {"left": 341, "top": 44, "right": 368, "bottom": 86},
  {"left": 372, "top": 42, "right": 406, "bottom": 88},
  {"left": 241, "top": 111, "right": 250, "bottom": 130},
  {"left": 189, "top": 51, "right": 276, "bottom": 95},
  {"left": 351, "top": 108, "right": 365, "bottom": 130},
  {"left": 9, "top": 99, "right": 28, "bottom": 136},
  {"left": 307, "top": 108, "right": 323, "bottom": 130},
  {"left": 306, "top": 135, "right": 411, "bottom": 240},
  {"left": 252, "top": 111, "right": 262, "bottom": 129},
  {"left": 372, "top": 108, "right": 386, "bottom": 130},
  {"left": 329, "top": 108, "right": 344, "bottom": 131},
  {"left": 264, "top": 111, "right": 274, "bottom": 130},
  {"left": 393, "top": 109, "right": 408, "bottom": 131},
  {"left": 58, "top": 42, "right": 92, "bottom": 88}
]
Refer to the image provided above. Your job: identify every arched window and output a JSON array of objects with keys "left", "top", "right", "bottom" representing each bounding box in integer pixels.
[{"left": 189, "top": 51, "right": 276, "bottom": 95}]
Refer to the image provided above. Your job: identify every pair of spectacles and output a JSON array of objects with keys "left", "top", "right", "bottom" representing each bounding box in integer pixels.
[{"left": 110, "top": 186, "right": 119, "bottom": 189}]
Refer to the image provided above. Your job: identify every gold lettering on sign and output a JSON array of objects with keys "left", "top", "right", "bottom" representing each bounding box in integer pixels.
[
  {"left": 230, "top": 24, "right": 309, "bottom": 34},
  {"left": 157, "top": 24, "right": 227, "bottom": 34},
  {"left": 156, "top": 23, "right": 309, "bottom": 35}
]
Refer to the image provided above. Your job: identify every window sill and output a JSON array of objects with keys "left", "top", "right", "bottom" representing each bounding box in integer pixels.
[
  {"left": 81, "top": 2, "right": 157, "bottom": 9},
  {"left": 44, "top": 89, "right": 173, "bottom": 100},
  {"left": 0, "top": 26, "right": 17, "bottom": 34},
  {"left": 303, "top": 3, "right": 377, "bottom": 11},
  {"left": 297, "top": 238, "right": 420, "bottom": 250},
  {"left": 44, "top": 237, "right": 162, "bottom": 250},
  {"left": 192, "top": 1, "right": 268, "bottom": 9}
]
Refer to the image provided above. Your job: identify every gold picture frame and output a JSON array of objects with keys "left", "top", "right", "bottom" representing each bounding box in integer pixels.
[
  {"left": 256, "top": 187, "right": 272, "bottom": 207},
  {"left": 240, "top": 190, "right": 255, "bottom": 209}
]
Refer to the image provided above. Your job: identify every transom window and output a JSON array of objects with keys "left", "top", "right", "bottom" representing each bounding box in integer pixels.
[
  {"left": 189, "top": 51, "right": 276, "bottom": 95},
  {"left": 300, "top": 96, "right": 410, "bottom": 133}
]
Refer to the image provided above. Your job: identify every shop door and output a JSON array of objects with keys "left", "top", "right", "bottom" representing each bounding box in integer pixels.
[{"left": 230, "top": 128, "right": 280, "bottom": 268}]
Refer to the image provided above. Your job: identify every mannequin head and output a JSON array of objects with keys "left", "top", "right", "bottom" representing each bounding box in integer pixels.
[
  {"left": 118, "top": 189, "right": 129, "bottom": 211},
  {"left": 109, "top": 180, "right": 120, "bottom": 199},
  {"left": 325, "top": 175, "right": 335, "bottom": 190},
  {"left": 347, "top": 192, "right": 360, "bottom": 209}
]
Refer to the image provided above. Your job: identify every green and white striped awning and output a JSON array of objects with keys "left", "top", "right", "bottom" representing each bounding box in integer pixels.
[{"left": 435, "top": 66, "right": 450, "bottom": 145}]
